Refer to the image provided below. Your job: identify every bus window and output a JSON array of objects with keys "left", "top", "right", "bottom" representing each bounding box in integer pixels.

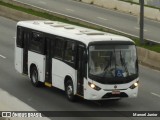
[
  {"left": 54, "top": 38, "right": 65, "bottom": 59},
  {"left": 16, "top": 27, "right": 24, "bottom": 48},
  {"left": 64, "top": 41, "right": 75, "bottom": 63},
  {"left": 29, "top": 32, "right": 44, "bottom": 54}
]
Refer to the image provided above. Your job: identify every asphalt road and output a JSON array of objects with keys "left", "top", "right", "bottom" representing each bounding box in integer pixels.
[
  {"left": 14, "top": 0, "right": 160, "bottom": 43},
  {"left": 0, "top": 16, "right": 160, "bottom": 120}
]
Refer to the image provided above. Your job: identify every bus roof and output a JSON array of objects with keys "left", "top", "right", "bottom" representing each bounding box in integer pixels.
[{"left": 17, "top": 20, "right": 134, "bottom": 45}]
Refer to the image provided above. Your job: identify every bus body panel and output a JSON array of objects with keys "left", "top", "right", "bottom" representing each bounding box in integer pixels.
[
  {"left": 28, "top": 51, "right": 46, "bottom": 82},
  {"left": 52, "top": 58, "right": 77, "bottom": 92},
  {"left": 15, "top": 47, "right": 23, "bottom": 73}
]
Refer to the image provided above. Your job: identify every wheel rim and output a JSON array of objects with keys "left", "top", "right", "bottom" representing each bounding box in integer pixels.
[
  {"left": 32, "top": 70, "right": 37, "bottom": 83},
  {"left": 67, "top": 84, "right": 73, "bottom": 98}
]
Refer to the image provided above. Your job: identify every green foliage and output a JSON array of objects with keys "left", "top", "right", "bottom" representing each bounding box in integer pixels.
[{"left": 134, "top": 39, "right": 160, "bottom": 53}]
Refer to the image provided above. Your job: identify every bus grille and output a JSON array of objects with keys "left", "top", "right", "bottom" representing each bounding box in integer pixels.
[{"left": 102, "top": 92, "right": 128, "bottom": 98}]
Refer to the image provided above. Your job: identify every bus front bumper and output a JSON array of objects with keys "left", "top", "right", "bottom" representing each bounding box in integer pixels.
[{"left": 84, "top": 85, "right": 138, "bottom": 100}]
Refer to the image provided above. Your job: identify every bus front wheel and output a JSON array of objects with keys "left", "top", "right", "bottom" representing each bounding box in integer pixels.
[
  {"left": 30, "top": 66, "right": 41, "bottom": 87},
  {"left": 65, "top": 80, "right": 76, "bottom": 101}
]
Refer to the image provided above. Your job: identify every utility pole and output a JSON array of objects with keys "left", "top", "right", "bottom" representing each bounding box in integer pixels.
[{"left": 139, "top": 0, "right": 144, "bottom": 45}]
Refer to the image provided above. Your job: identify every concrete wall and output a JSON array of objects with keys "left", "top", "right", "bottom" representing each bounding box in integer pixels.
[
  {"left": 144, "top": 7, "right": 159, "bottom": 20},
  {"left": 130, "top": 4, "right": 140, "bottom": 15},
  {"left": 78, "top": 0, "right": 160, "bottom": 22},
  {"left": 116, "top": 1, "right": 132, "bottom": 13},
  {"left": 137, "top": 47, "right": 160, "bottom": 70},
  {"left": 102, "top": 0, "right": 117, "bottom": 9},
  {"left": 81, "top": 0, "right": 93, "bottom": 4}
]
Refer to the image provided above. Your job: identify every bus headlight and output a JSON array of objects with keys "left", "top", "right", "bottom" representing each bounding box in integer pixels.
[
  {"left": 129, "top": 81, "right": 139, "bottom": 89},
  {"left": 88, "top": 82, "right": 101, "bottom": 91}
]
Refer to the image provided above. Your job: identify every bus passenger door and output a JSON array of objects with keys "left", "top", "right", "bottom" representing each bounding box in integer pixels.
[
  {"left": 45, "top": 38, "right": 52, "bottom": 85},
  {"left": 23, "top": 31, "right": 29, "bottom": 75},
  {"left": 77, "top": 45, "right": 86, "bottom": 97}
]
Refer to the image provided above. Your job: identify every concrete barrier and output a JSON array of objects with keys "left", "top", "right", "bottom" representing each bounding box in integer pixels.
[
  {"left": 130, "top": 4, "right": 140, "bottom": 16},
  {"left": 116, "top": 1, "right": 132, "bottom": 13},
  {"left": 144, "top": 7, "right": 159, "bottom": 20},
  {"left": 86, "top": 0, "right": 117, "bottom": 10},
  {"left": 156, "top": 10, "right": 160, "bottom": 21},
  {"left": 81, "top": 0, "right": 93, "bottom": 4},
  {"left": 102, "top": 0, "right": 117, "bottom": 9},
  {"left": 91, "top": 0, "right": 136, "bottom": 17},
  {"left": 137, "top": 47, "right": 160, "bottom": 70},
  {"left": 93, "top": 0, "right": 103, "bottom": 7}
]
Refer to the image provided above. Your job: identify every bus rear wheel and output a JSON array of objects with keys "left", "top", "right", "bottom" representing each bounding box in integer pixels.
[
  {"left": 30, "top": 66, "right": 41, "bottom": 87},
  {"left": 65, "top": 80, "right": 76, "bottom": 101}
]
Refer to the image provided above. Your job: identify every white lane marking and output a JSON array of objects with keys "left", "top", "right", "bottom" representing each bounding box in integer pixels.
[
  {"left": 0, "top": 54, "right": 6, "bottom": 59},
  {"left": 134, "top": 27, "right": 147, "bottom": 32},
  {"left": 97, "top": 17, "right": 108, "bottom": 21},
  {"left": 151, "top": 92, "right": 160, "bottom": 98},
  {"left": 66, "top": 8, "right": 74, "bottom": 12}
]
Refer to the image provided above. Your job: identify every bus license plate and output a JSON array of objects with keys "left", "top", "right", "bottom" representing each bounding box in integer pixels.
[{"left": 112, "top": 90, "right": 120, "bottom": 95}]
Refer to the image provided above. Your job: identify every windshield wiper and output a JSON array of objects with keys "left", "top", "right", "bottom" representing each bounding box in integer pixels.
[
  {"left": 120, "top": 50, "right": 129, "bottom": 76},
  {"left": 103, "top": 52, "right": 112, "bottom": 71}
]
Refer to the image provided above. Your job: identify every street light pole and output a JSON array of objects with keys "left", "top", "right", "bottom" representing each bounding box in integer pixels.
[{"left": 139, "top": 0, "right": 144, "bottom": 45}]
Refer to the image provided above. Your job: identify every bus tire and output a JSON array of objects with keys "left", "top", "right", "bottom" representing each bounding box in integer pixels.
[
  {"left": 30, "top": 66, "right": 41, "bottom": 87},
  {"left": 65, "top": 80, "right": 76, "bottom": 102}
]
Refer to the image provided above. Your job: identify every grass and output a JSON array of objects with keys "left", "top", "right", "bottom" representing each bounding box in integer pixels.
[
  {"left": 134, "top": 39, "right": 160, "bottom": 52},
  {"left": 0, "top": 0, "right": 160, "bottom": 53}
]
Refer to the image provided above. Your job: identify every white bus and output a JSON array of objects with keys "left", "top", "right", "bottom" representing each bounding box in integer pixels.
[{"left": 15, "top": 20, "right": 139, "bottom": 101}]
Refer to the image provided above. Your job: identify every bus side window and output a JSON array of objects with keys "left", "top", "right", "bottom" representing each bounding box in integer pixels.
[
  {"left": 54, "top": 38, "right": 65, "bottom": 59},
  {"left": 51, "top": 37, "right": 56, "bottom": 58},
  {"left": 17, "top": 27, "right": 24, "bottom": 48},
  {"left": 64, "top": 41, "right": 75, "bottom": 63},
  {"left": 29, "top": 32, "right": 44, "bottom": 54}
]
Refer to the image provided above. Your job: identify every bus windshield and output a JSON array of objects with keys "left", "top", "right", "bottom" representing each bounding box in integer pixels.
[{"left": 89, "top": 44, "right": 138, "bottom": 84}]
